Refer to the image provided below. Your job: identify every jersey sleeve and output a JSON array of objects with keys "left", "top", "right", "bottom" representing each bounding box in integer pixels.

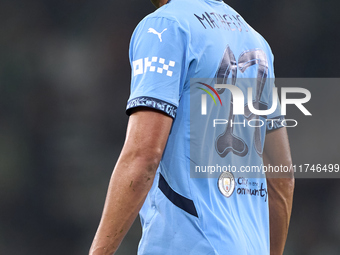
[
  {"left": 126, "top": 16, "right": 188, "bottom": 118},
  {"left": 266, "top": 80, "right": 285, "bottom": 132}
]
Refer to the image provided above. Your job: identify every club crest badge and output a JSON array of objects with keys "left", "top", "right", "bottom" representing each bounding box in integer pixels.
[{"left": 218, "top": 171, "right": 235, "bottom": 198}]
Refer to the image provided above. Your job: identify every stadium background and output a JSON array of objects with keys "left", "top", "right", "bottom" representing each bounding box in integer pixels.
[{"left": 1, "top": 0, "right": 339, "bottom": 254}]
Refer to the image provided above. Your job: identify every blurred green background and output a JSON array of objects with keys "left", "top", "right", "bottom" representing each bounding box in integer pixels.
[{"left": 0, "top": 0, "right": 339, "bottom": 254}]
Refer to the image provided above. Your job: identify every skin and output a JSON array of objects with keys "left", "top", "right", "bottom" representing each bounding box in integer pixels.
[
  {"left": 150, "top": 0, "right": 169, "bottom": 8},
  {"left": 89, "top": 108, "right": 173, "bottom": 255},
  {"left": 264, "top": 127, "right": 295, "bottom": 255}
]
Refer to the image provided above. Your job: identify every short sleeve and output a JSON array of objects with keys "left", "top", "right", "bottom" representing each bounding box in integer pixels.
[
  {"left": 126, "top": 17, "right": 188, "bottom": 118},
  {"left": 266, "top": 82, "right": 285, "bottom": 132}
]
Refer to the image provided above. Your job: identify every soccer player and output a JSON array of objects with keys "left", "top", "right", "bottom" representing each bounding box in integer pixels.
[{"left": 90, "top": 0, "right": 294, "bottom": 254}]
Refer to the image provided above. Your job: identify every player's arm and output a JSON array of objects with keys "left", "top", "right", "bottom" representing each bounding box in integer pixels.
[
  {"left": 263, "top": 127, "right": 294, "bottom": 255},
  {"left": 89, "top": 107, "right": 173, "bottom": 255}
]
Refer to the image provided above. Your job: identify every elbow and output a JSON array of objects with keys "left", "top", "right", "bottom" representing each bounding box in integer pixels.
[
  {"left": 274, "top": 177, "right": 295, "bottom": 197},
  {"left": 287, "top": 176, "right": 295, "bottom": 192},
  {"left": 286, "top": 164, "right": 295, "bottom": 188},
  {"left": 267, "top": 170, "right": 295, "bottom": 195},
  {"left": 120, "top": 146, "right": 163, "bottom": 175},
  {"left": 278, "top": 176, "right": 295, "bottom": 196},
  {"left": 136, "top": 151, "right": 163, "bottom": 174}
]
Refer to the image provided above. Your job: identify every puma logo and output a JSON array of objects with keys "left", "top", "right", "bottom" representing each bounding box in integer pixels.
[{"left": 147, "top": 28, "right": 168, "bottom": 42}]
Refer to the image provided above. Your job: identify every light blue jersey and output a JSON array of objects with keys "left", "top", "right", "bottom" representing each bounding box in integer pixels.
[{"left": 126, "top": 0, "right": 283, "bottom": 254}]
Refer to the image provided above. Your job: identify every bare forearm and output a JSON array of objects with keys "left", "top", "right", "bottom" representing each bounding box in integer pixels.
[
  {"left": 266, "top": 177, "right": 294, "bottom": 255},
  {"left": 89, "top": 109, "right": 173, "bottom": 255},
  {"left": 89, "top": 155, "right": 158, "bottom": 255},
  {"left": 263, "top": 128, "right": 294, "bottom": 255}
]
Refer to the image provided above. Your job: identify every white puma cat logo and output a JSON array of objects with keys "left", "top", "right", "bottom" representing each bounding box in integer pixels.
[{"left": 147, "top": 28, "right": 168, "bottom": 42}]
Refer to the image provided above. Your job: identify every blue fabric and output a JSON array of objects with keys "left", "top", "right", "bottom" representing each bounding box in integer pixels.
[{"left": 126, "top": 0, "right": 283, "bottom": 254}]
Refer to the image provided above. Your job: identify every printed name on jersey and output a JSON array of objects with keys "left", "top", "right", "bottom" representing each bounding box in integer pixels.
[
  {"left": 194, "top": 12, "right": 248, "bottom": 32},
  {"left": 147, "top": 28, "right": 168, "bottom": 42},
  {"left": 133, "top": 57, "right": 175, "bottom": 77},
  {"left": 218, "top": 171, "right": 235, "bottom": 198}
]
